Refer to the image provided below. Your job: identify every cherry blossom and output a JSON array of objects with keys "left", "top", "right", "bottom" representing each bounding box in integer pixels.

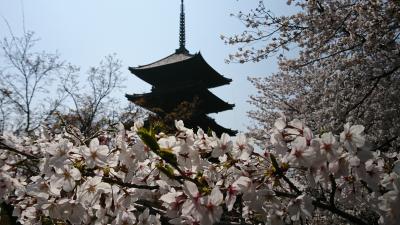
[
  {"left": 232, "top": 133, "right": 254, "bottom": 160},
  {"left": 287, "top": 194, "right": 314, "bottom": 221},
  {"left": 224, "top": 0, "right": 400, "bottom": 155},
  {"left": 81, "top": 138, "right": 109, "bottom": 168},
  {"left": 285, "top": 136, "right": 316, "bottom": 167},
  {"left": 199, "top": 187, "right": 223, "bottom": 225},
  {"left": 318, "top": 132, "right": 339, "bottom": 162},
  {"left": 137, "top": 208, "right": 161, "bottom": 225},
  {"left": 0, "top": 117, "right": 398, "bottom": 225},
  {"left": 340, "top": 123, "right": 365, "bottom": 154},
  {"left": 181, "top": 181, "right": 202, "bottom": 220},
  {"left": 50, "top": 165, "right": 81, "bottom": 192},
  {"left": 26, "top": 176, "right": 60, "bottom": 199},
  {"left": 211, "top": 133, "right": 232, "bottom": 158},
  {"left": 77, "top": 176, "right": 111, "bottom": 206},
  {"left": 225, "top": 176, "right": 251, "bottom": 211},
  {"left": 112, "top": 210, "right": 137, "bottom": 225}
]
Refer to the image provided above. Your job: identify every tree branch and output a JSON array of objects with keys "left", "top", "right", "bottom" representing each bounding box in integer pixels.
[
  {"left": 102, "top": 176, "right": 159, "bottom": 190},
  {"left": 329, "top": 174, "right": 337, "bottom": 207},
  {"left": 312, "top": 200, "right": 368, "bottom": 225},
  {"left": 0, "top": 139, "right": 39, "bottom": 160}
]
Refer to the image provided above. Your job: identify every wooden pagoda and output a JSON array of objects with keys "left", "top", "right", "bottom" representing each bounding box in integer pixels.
[{"left": 126, "top": 0, "right": 236, "bottom": 136}]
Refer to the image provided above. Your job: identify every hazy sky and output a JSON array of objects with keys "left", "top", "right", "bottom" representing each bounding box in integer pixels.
[{"left": 0, "top": 0, "right": 295, "bottom": 133}]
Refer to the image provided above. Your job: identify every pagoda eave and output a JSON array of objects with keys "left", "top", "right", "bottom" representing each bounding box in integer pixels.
[
  {"left": 184, "top": 115, "right": 237, "bottom": 136},
  {"left": 129, "top": 53, "right": 232, "bottom": 88},
  {"left": 125, "top": 90, "right": 234, "bottom": 115}
]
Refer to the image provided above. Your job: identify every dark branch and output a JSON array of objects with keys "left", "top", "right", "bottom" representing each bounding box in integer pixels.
[
  {"left": 0, "top": 139, "right": 39, "bottom": 160},
  {"left": 101, "top": 177, "right": 160, "bottom": 190},
  {"left": 313, "top": 200, "right": 368, "bottom": 225}
]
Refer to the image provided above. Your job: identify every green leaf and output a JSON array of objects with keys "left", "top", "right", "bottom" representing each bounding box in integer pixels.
[
  {"left": 137, "top": 128, "right": 160, "bottom": 152},
  {"left": 156, "top": 163, "right": 175, "bottom": 179},
  {"left": 159, "top": 148, "right": 178, "bottom": 166}
]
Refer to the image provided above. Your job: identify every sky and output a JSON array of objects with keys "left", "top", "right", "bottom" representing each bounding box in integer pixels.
[{"left": 0, "top": 0, "right": 295, "bottom": 133}]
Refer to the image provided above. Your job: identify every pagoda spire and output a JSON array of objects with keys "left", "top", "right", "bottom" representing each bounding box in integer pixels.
[{"left": 176, "top": 0, "right": 189, "bottom": 54}]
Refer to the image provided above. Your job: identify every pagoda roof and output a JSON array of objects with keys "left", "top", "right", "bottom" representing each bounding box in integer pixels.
[
  {"left": 129, "top": 52, "right": 232, "bottom": 89},
  {"left": 126, "top": 86, "right": 234, "bottom": 115},
  {"left": 134, "top": 52, "right": 194, "bottom": 69},
  {"left": 184, "top": 115, "right": 237, "bottom": 136}
]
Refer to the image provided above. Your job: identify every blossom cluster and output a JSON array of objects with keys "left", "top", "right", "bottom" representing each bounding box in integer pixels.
[
  {"left": 224, "top": 0, "right": 400, "bottom": 153},
  {"left": 0, "top": 117, "right": 399, "bottom": 225}
]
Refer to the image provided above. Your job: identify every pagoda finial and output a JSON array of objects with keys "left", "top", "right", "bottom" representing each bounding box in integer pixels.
[{"left": 176, "top": 0, "right": 189, "bottom": 54}]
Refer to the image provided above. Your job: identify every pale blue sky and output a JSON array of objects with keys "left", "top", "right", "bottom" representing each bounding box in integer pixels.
[{"left": 0, "top": 0, "right": 295, "bottom": 133}]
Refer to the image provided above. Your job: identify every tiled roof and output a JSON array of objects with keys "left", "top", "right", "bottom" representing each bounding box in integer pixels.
[{"left": 136, "top": 52, "right": 193, "bottom": 69}]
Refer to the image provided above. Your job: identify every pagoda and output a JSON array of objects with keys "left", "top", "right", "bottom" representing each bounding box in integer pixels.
[{"left": 126, "top": 0, "right": 236, "bottom": 136}]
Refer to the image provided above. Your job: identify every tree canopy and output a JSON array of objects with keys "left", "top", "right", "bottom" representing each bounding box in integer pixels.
[{"left": 223, "top": 0, "right": 400, "bottom": 151}]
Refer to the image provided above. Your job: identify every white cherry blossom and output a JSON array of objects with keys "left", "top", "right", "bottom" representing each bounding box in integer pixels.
[
  {"left": 212, "top": 133, "right": 232, "bottom": 158},
  {"left": 112, "top": 210, "right": 136, "bottom": 225},
  {"left": 318, "top": 132, "right": 339, "bottom": 162},
  {"left": 340, "top": 123, "right": 366, "bottom": 153},
  {"left": 50, "top": 165, "right": 81, "bottom": 192},
  {"left": 77, "top": 176, "right": 111, "bottom": 206},
  {"left": 199, "top": 186, "right": 223, "bottom": 225},
  {"left": 232, "top": 133, "right": 254, "bottom": 160},
  {"left": 81, "top": 138, "right": 109, "bottom": 168},
  {"left": 181, "top": 181, "right": 202, "bottom": 219},
  {"left": 225, "top": 176, "right": 251, "bottom": 211},
  {"left": 0, "top": 116, "right": 398, "bottom": 225},
  {"left": 287, "top": 194, "right": 314, "bottom": 221},
  {"left": 286, "top": 136, "right": 316, "bottom": 167}
]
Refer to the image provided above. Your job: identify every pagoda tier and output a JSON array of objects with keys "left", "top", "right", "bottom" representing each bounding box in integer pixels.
[
  {"left": 184, "top": 114, "right": 237, "bottom": 136},
  {"left": 129, "top": 52, "right": 232, "bottom": 89},
  {"left": 125, "top": 86, "right": 234, "bottom": 115}
]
